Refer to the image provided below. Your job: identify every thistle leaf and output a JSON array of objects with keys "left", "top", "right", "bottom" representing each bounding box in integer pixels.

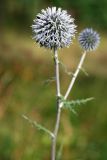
[
  {"left": 60, "top": 96, "right": 94, "bottom": 114},
  {"left": 22, "top": 115, "right": 54, "bottom": 138},
  {"left": 81, "top": 67, "right": 89, "bottom": 76},
  {"left": 43, "top": 77, "right": 56, "bottom": 85},
  {"left": 59, "top": 61, "right": 74, "bottom": 76}
]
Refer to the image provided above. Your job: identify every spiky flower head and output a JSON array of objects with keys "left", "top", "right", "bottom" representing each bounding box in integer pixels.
[
  {"left": 32, "top": 7, "right": 76, "bottom": 50},
  {"left": 78, "top": 28, "right": 100, "bottom": 51}
]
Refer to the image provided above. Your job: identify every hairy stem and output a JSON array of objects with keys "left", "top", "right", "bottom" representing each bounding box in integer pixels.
[
  {"left": 51, "top": 49, "right": 61, "bottom": 160},
  {"left": 54, "top": 49, "right": 60, "bottom": 98},
  {"left": 60, "top": 51, "right": 87, "bottom": 108}
]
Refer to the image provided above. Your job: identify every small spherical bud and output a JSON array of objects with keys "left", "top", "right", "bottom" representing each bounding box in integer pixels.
[
  {"left": 32, "top": 7, "right": 76, "bottom": 50},
  {"left": 78, "top": 28, "right": 100, "bottom": 51}
]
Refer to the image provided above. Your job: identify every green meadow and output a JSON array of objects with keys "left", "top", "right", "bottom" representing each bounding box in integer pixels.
[{"left": 0, "top": 30, "right": 107, "bottom": 159}]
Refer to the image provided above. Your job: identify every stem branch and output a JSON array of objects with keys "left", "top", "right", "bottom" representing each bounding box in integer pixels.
[
  {"left": 51, "top": 51, "right": 87, "bottom": 159},
  {"left": 60, "top": 51, "right": 87, "bottom": 108}
]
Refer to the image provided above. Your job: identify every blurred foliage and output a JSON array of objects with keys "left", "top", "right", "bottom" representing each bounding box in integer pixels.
[
  {"left": 0, "top": 0, "right": 107, "bottom": 159},
  {"left": 0, "top": 31, "right": 107, "bottom": 159},
  {"left": 53, "top": 0, "right": 107, "bottom": 30},
  {"left": 0, "top": 0, "right": 107, "bottom": 31}
]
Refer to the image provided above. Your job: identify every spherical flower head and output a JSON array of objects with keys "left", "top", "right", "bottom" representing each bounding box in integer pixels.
[
  {"left": 32, "top": 7, "right": 76, "bottom": 50},
  {"left": 78, "top": 28, "right": 100, "bottom": 51}
]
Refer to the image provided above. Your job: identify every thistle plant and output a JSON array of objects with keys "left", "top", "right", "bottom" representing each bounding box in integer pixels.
[
  {"left": 78, "top": 28, "right": 100, "bottom": 51},
  {"left": 32, "top": 7, "right": 76, "bottom": 49},
  {"left": 23, "top": 7, "right": 100, "bottom": 160}
]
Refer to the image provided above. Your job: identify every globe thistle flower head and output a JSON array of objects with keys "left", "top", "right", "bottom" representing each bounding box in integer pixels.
[
  {"left": 32, "top": 7, "right": 76, "bottom": 50},
  {"left": 78, "top": 28, "right": 100, "bottom": 51}
]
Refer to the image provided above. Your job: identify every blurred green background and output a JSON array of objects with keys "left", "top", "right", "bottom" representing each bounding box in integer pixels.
[{"left": 0, "top": 0, "right": 107, "bottom": 160}]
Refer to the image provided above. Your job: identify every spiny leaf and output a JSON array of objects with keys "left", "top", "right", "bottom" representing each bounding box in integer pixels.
[
  {"left": 59, "top": 61, "right": 74, "bottom": 76},
  {"left": 22, "top": 115, "right": 54, "bottom": 138},
  {"left": 61, "top": 97, "right": 94, "bottom": 114},
  {"left": 42, "top": 77, "right": 56, "bottom": 85},
  {"left": 81, "top": 67, "right": 89, "bottom": 76}
]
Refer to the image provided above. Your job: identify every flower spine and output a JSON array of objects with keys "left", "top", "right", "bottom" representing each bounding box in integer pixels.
[
  {"left": 32, "top": 7, "right": 76, "bottom": 50},
  {"left": 78, "top": 28, "right": 100, "bottom": 51}
]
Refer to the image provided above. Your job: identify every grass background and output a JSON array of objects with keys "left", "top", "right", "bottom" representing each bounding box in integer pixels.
[
  {"left": 0, "top": 30, "right": 107, "bottom": 160},
  {"left": 0, "top": 0, "right": 107, "bottom": 159}
]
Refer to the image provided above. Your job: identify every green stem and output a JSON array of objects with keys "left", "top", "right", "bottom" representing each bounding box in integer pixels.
[
  {"left": 60, "top": 51, "right": 87, "bottom": 108},
  {"left": 51, "top": 49, "right": 61, "bottom": 160}
]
